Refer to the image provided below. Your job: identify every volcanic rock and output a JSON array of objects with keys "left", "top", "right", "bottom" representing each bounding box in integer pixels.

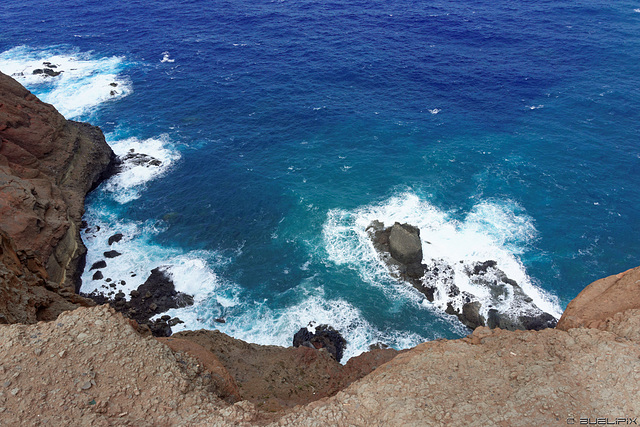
[
  {"left": 90, "top": 260, "right": 107, "bottom": 270},
  {"left": 388, "top": 223, "right": 423, "bottom": 265},
  {"left": 293, "top": 324, "right": 347, "bottom": 362},
  {"left": 368, "top": 220, "right": 557, "bottom": 332},
  {"left": 108, "top": 233, "right": 123, "bottom": 245},
  {"left": 0, "top": 71, "right": 116, "bottom": 293}
]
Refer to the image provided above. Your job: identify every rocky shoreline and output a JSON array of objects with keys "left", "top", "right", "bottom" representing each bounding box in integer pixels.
[
  {"left": 1, "top": 71, "right": 639, "bottom": 425},
  {"left": 367, "top": 220, "right": 557, "bottom": 331}
]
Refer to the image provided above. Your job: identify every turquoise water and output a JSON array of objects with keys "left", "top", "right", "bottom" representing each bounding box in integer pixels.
[{"left": 1, "top": 0, "right": 639, "bottom": 360}]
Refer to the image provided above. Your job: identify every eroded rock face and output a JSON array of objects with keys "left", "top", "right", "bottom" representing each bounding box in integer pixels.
[
  {"left": 173, "top": 329, "right": 398, "bottom": 413},
  {"left": 368, "top": 220, "right": 557, "bottom": 331},
  {"left": 557, "top": 266, "right": 640, "bottom": 331},
  {"left": 0, "top": 71, "right": 116, "bottom": 292},
  {"left": 0, "top": 229, "right": 94, "bottom": 324}
]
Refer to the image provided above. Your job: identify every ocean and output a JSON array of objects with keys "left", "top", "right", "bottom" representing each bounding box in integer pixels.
[{"left": 1, "top": 0, "right": 638, "bottom": 361}]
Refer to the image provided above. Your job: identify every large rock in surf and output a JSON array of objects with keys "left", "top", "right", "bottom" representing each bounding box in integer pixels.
[
  {"left": 388, "top": 223, "right": 423, "bottom": 265},
  {"left": 368, "top": 220, "right": 557, "bottom": 332}
]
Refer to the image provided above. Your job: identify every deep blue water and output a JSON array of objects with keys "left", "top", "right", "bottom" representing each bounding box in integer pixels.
[{"left": 1, "top": 0, "right": 639, "bottom": 359}]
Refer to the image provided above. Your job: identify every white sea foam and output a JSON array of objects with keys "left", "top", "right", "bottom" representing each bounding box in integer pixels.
[
  {"left": 322, "top": 192, "right": 562, "bottom": 321},
  {"left": 160, "top": 51, "right": 175, "bottom": 63},
  {"left": 101, "top": 134, "right": 181, "bottom": 203},
  {"left": 0, "top": 45, "right": 132, "bottom": 119},
  {"left": 80, "top": 208, "right": 221, "bottom": 304},
  {"left": 165, "top": 294, "right": 427, "bottom": 362}
]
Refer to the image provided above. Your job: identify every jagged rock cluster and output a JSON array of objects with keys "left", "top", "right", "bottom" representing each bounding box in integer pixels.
[{"left": 367, "top": 220, "right": 557, "bottom": 331}]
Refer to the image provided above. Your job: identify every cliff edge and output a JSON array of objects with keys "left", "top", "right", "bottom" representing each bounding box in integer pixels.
[{"left": 0, "top": 71, "right": 115, "bottom": 322}]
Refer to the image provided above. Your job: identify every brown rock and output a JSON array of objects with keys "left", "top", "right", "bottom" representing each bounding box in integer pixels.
[
  {"left": 157, "top": 337, "right": 241, "bottom": 402},
  {"left": 0, "top": 70, "right": 116, "bottom": 292},
  {"left": 557, "top": 266, "right": 640, "bottom": 331}
]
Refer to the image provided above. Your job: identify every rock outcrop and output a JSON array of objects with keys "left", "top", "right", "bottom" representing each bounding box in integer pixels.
[
  {"left": 368, "top": 220, "right": 557, "bottom": 331},
  {"left": 171, "top": 329, "right": 398, "bottom": 413},
  {"left": 0, "top": 72, "right": 116, "bottom": 323},
  {"left": 85, "top": 267, "right": 193, "bottom": 336},
  {"left": 557, "top": 265, "right": 640, "bottom": 331},
  {"left": 292, "top": 323, "right": 347, "bottom": 362},
  {"left": 0, "top": 71, "right": 116, "bottom": 293}
]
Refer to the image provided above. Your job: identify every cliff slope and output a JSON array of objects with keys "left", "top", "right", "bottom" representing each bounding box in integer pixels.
[
  {"left": 0, "top": 267, "right": 638, "bottom": 425},
  {"left": 0, "top": 71, "right": 115, "bottom": 323}
]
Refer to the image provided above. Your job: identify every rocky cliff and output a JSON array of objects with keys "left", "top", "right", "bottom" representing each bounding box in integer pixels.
[
  {"left": 0, "top": 70, "right": 115, "bottom": 322},
  {"left": 0, "top": 73, "right": 638, "bottom": 426}
]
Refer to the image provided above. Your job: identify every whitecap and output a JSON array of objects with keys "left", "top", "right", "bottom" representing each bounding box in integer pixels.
[
  {"left": 165, "top": 294, "right": 428, "bottom": 362},
  {"left": 0, "top": 45, "right": 132, "bottom": 119},
  {"left": 160, "top": 51, "right": 175, "bottom": 63},
  {"left": 322, "top": 192, "right": 562, "bottom": 322},
  {"left": 101, "top": 134, "right": 181, "bottom": 203}
]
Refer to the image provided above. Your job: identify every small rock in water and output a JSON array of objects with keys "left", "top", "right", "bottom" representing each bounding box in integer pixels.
[
  {"left": 90, "top": 260, "right": 107, "bottom": 270},
  {"left": 108, "top": 233, "right": 124, "bottom": 245},
  {"left": 104, "top": 250, "right": 122, "bottom": 258}
]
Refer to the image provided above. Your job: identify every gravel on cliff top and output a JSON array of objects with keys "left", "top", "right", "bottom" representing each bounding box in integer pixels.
[{"left": 1, "top": 306, "right": 640, "bottom": 426}]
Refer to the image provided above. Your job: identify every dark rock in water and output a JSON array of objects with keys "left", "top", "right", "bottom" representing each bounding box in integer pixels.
[
  {"left": 388, "top": 223, "right": 423, "bottom": 265},
  {"left": 367, "top": 220, "right": 434, "bottom": 301},
  {"left": 83, "top": 267, "right": 194, "bottom": 337},
  {"left": 90, "top": 260, "right": 107, "bottom": 270},
  {"left": 168, "top": 317, "right": 184, "bottom": 327},
  {"left": 368, "top": 220, "right": 559, "bottom": 333},
  {"left": 43, "top": 68, "right": 61, "bottom": 77},
  {"left": 293, "top": 324, "right": 347, "bottom": 362},
  {"left": 460, "top": 301, "right": 485, "bottom": 329},
  {"left": 519, "top": 312, "right": 558, "bottom": 331},
  {"left": 92, "top": 271, "right": 103, "bottom": 280},
  {"left": 33, "top": 68, "right": 62, "bottom": 77},
  {"left": 109, "top": 82, "right": 118, "bottom": 87},
  {"left": 108, "top": 233, "right": 123, "bottom": 245},
  {"left": 103, "top": 250, "right": 121, "bottom": 258},
  {"left": 119, "top": 152, "right": 162, "bottom": 169},
  {"left": 472, "top": 260, "right": 497, "bottom": 275},
  {"left": 214, "top": 317, "right": 226, "bottom": 323}
]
